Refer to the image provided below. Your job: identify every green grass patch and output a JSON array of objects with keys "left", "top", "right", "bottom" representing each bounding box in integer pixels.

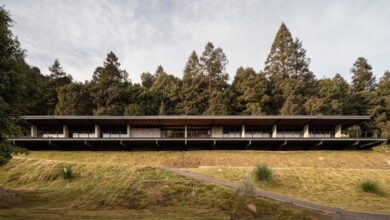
[
  {"left": 254, "top": 164, "right": 273, "bottom": 182},
  {"left": 360, "top": 179, "right": 384, "bottom": 196},
  {"left": 58, "top": 165, "right": 74, "bottom": 181}
]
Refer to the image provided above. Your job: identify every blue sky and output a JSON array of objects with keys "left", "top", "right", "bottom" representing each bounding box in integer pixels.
[{"left": 2, "top": 0, "right": 390, "bottom": 83}]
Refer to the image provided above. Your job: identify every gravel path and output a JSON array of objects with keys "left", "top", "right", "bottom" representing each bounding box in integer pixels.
[{"left": 163, "top": 167, "right": 390, "bottom": 220}]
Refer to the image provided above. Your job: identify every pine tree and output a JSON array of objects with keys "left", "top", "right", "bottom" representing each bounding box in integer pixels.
[
  {"left": 150, "top": 66, "right": 181, "bottom": 115},
  {"left": 264, "top": 23, "right": 316, "bottom": 115},
  {"left": 91, "top": 52, "right": 129, "bottom": 115},
  {"left": 369, "top": 71, "right": 390, "bottom": 137},
  {"left": 349, "top": 57, "right": 377, "bottom": 133},
  {"left": 199, "top": 42, "right": 230, "bottom": 115},
  {"left": 177, "top": 51, "right": 208, "bottom": 115},
  {"left": 232, "top": 67, "right": 269, "bottom": 115},
  {"left": 204, "top": 89, "right": 232, "bottom": 115},
  {"left": 92, "top": 52, "right": 128, "bottom": 83},
  {"left": 46, "top": 59, "right": 72, "bottom": 114},
  {"left": 154, "top": 65, "right": 164, "bottom": 78},
  {"left": 141, "top": 72, "right": 154, "bottom": 89},
  {"left": 351, "top": 57, "right": 376, "bottom": 92},
  {"left": 349, "top": 57, "right": 376, "bottom": 115},
  {"left": 55, "top": 82, "right": 93, "bottom": 115},
  {"left": 124, "top": 103, "right": 145, "bottom": 115},
  {"left": 305, "top": 74, "right": 350, "bottom": 115}
]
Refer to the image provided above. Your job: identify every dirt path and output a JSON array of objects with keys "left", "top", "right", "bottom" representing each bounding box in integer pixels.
[{"left": 164, "top": 167, "right": 390, "bottom": 220}]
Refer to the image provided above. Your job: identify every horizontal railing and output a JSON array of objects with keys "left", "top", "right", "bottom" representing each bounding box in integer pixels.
[
  {"left": 11, "top": 130, "right": 388, "bottom": 139},
  {"left": 102, "top": 131, "right": 128, "bottom": 138},
  {"left": 72, "top": 132, "right": 96, "bottom": 138}
]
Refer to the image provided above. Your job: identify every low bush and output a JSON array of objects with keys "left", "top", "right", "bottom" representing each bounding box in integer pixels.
[
  {"left": 237, "top": 174, "right": 255, "bottom": 195},
  {"left": 58, "top": 165, "right": 74, "bottom": 181},
  {"left": 253, "top": 164, "right": 273, "bottom": 182},
  {"left": 360, "top": 179, "right": 384, "bottom": 195}
]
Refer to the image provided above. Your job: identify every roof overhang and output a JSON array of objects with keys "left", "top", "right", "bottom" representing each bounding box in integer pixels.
[{"left": 17, "top": 115, "right": 371, "bottom": 128}]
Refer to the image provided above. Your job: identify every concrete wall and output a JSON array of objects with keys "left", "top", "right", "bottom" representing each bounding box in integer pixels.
[
  {"left": 130, "top": 128, "right": 161, "bottom": 138},
  {"left": 211, "top": 127, "right": 223, "bottom": 138}
]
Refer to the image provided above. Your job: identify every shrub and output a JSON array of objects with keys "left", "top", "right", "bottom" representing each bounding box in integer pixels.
[
  {"left": 59, "top": 165, "right": 74, "bottom": 181},
  {"left": 237, "top": 174, "right": 255, "bottom": 195},
  {"left": 253, "top": 164, "right": 273, "bottom": 182},
  {"left": 360, "top": 179, "right": 383, "bottom": 195}
]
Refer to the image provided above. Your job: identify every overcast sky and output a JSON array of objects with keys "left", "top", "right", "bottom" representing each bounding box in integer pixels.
[{"left": 2, "top": 0, "right": 390, "bottom": 83}]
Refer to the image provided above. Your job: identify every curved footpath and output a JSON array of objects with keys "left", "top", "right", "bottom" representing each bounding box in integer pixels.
[{"left": 163, "top": 167, "right": 390, "bottom": 220}]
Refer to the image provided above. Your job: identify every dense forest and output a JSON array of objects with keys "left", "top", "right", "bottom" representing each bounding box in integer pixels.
[{"left": 0, "top": 6, "right": 389, "bottom": 162}]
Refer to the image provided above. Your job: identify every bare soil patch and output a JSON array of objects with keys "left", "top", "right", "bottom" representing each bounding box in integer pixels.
[{"left": 0, "top": 187, "right": 22, "bottom": 209}]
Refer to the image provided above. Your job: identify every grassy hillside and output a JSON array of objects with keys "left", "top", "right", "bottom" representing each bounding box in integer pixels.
[
  {"left": 0, "top": 156, "right": 322, "bottom": 220},
  {"left": 1, "top": 150, "right": 389, "bottom": 218},
  {"left": 186, "top": 166, "right": 390, "bottom": 214},
  {"left": 21, "top": 150, "right": 390, "bottom": 169}
]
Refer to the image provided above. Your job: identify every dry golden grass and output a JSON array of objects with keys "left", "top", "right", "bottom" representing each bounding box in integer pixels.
[
  {"left": 6, "top": 150, "right": 390, "bottom": 216},
  {"left": 0, "top": 156, "right": 319, "bottom": 220},
  {"left": 20, "top": 150, "right": 390, "bottom": 169},
  {"left": 186, "top": 166, "right": 390, "bottom": 214}
]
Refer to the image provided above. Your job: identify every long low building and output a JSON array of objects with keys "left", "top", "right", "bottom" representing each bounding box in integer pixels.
[{"left": 10, "top": 115, "right": 387, "bottom": 150}]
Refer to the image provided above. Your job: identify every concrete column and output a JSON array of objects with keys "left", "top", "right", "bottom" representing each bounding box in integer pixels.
[
  {"left": 272, "top": 124, "right": 277, "bottom": 138},
  {"left": 241, "top": 125, "right": 245, "bottom": 138},
  {"left": 31, "top": 125, "right": 38, "bottom": 138},
  {"left": 335, "top": 124, "right": 342, "bottom": 138},
  {"left": 95, "top": 124, "right": 101, "bottom": 138},
  {"left": 63, "top": 124, "right": 69, "bottom": 138},
  {"left": 127, "top": 125, "right": 131, "bottom": 138},
  {"left": 185, "top": 125, "right": 188, "bottom": 138},
  {"left": 303, "top": 124, "right": 309, "bottom": 138}
]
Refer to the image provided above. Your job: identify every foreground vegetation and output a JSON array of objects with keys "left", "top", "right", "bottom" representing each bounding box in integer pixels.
[
  {"left": 2, "top": 150, "right": 388, "bottom": 215},
  {"left": 0, "top": 156, "right": 323, "bottom": 220},
  {"left": 188, "top": 166, "right": 390, "bottom": 214},
  {"left": 22, "top": 150, "right": 390, "bottom": 169}
]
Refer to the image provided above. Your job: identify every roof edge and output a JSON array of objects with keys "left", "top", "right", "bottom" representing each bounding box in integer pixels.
[{"left": 19, "top": 115, "right": 371, "bottom": 120}]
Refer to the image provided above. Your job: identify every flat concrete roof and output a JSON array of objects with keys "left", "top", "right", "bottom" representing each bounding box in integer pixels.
[{"left": 19, "top": 115, "right": 371, "bottom": 127}]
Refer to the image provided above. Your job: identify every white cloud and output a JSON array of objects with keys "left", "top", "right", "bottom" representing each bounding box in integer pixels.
[{"left": 2, "top": 0, "right": 389, "bottom": 82}]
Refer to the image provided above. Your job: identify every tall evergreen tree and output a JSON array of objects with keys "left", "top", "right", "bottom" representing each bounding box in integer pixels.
[
  {"left": 348, "top": 57, "right": 377, "bottom": 133},
  {"left": 91, "top": 52, "right": 129, "bottom": 115},
  {"left": 124, "top": 103, "right": 145, "bottom": 115},
  {"left": 232, "top": 67, "right": 269, "bottom": 115},
  {"left": 305, "top": 74, "right": 350, "bottom": 115},
  {"left": 204, "top": 89, "right": 232, "bottom": 115},
  {"left": 123, "top": 84, "right": 147, "bottom": 115},
  {"left": 150, "top": 66, "right": 181, "bottom": 115},
  {"left": 140, "top": 72, "right": 154, "bottom": 89},
  {"left": 46, "top": 59, "right": 72, "bottom": 114},
  {"left": 264, "top": 23, "right": 316, "bottom": 114},
  {"left": 199, "top": 42, "right": 230, "bottom": 115},
  {"left": 177, "top": 51, "right": 208, "bottom": 115},
  {"left": 349, "top": 57, "right": 376, "bottom": 115},
  {"left": 55, "top": 82, "right": 93, "bottom": 115},
  {"left": 351, "top": 57, "right": 376, "bottom": 93},
  {"left": 22, "top": 67, "right": 50, "bottom": 115},
  {"left": 49, "top": 59, "right": 73, "bottom": 83},
  {"left": 154, "top": 65, "right": 164, "bottom": 78},
  {"left": 370, "top": 71, "right": 390, "bottom": 137},
  {"left": 138, "top": 89, "right": 160, "bottom": 115}
]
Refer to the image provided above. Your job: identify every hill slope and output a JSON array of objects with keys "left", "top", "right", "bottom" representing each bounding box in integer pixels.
[{"left": 0, "top": 156, "right": 322, "bottom": 220}]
